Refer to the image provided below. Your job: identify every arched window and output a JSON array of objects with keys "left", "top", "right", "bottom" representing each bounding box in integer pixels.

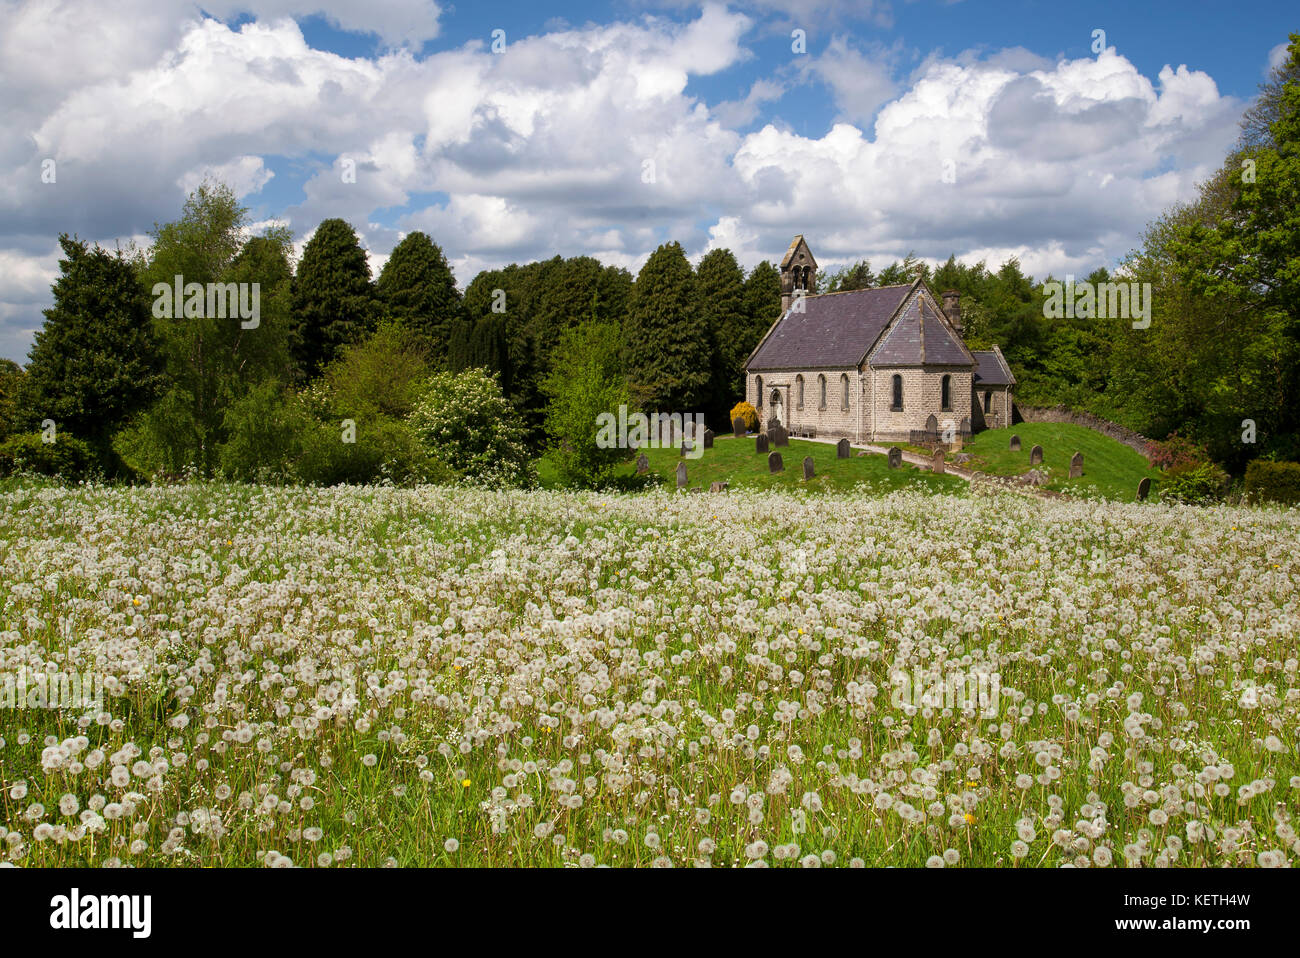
[
  {"left": 841, "top": 373, "right": 850, "bottom": 410},
  {"left": 941, "top": 374, "right": 951, "bottom": 411},
  {"left": 891, "top": 374, "right": 903, "bottom": 410},
  {"left": 756, "top": 376, "right": 763, "bottom": 407},
  {"left": 818, "top": 374, "right": 827, "bottom": 410},
  {"left": 983, "top": 391, "right": 991, "bottom": 413},
  {"left": 796, "top": 375, "right": 804, "bottom": 410}
]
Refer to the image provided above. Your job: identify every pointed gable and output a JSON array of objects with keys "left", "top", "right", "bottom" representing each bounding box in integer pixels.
[
  {"left": 870, "top": 290, "right": 974, "bottom": 367},
  {"left": 780, "top": 234, "right": 817, "bottom": 270}
]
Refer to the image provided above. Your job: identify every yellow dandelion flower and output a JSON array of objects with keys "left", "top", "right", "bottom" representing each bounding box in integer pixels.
[
  {"left": 964, "top": 813, "right": 976, "bottom": 825},
  {"left": 461, "top": 779, "right": 471, "bottom": 788}
]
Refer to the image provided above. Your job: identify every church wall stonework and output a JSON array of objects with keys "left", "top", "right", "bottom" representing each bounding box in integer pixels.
[
  {"left": 869, "top": 367, "right": 973, "bottom": 442},
  {"left": 748, "top": 370, "right": 861, "bottom": 439}
]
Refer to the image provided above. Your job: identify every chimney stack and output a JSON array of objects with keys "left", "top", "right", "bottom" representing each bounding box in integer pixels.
[{"left": 942, "top": 289, "right": 962, "bottom": 335}]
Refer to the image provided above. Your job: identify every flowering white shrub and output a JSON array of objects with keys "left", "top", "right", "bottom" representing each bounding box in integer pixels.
[
  {"left": 407, "top": 369, "right": 535, "bottom": 488},
  {"left": 0, "top": 482, "right": 1296, "bottom": 867}
]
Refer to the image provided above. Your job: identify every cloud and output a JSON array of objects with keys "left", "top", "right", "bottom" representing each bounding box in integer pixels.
[{"left": 0, "top": 3, "right": 1246, "bottom": 360}]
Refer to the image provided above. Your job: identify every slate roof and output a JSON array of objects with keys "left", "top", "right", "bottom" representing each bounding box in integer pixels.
[
  {"left": 972, "top": 349, "right": 1016, "bottom": 386},
  {"left": 747, "top": 284, "right": 913, "bottom": 370},
  {"left": 870, "top": 297, "right": 973, "bottom": 366}
]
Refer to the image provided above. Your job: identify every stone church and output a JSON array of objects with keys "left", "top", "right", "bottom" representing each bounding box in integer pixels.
[{"left": 744, "top": 235, "right": 1015, "bottom": 444}]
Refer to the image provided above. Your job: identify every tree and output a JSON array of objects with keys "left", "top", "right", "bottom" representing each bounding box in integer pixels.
[
  {"left": 292, "top": 218, "right": 376, "bottom": 378},
  {"left": 19, "top": 235, "right": 162, "bottom": 462},
  {"left": 742, "top": 260, "right": 782, "bottom": 341},
  {"left": 376, "top": 231, "right": 462, "bottom": 362},
  {"left": 0, "top": 358, "right": 24, "bottom": 440},
  {"left": 625, "top": 242, "right": 708, "bottom": 413},
  {"left": 695, "top": 248, "right": 748, "bottom": 426},
  {"left": 822, "top": 260, "right": 875, "bottom": 293},
  {"left": 542, "top": 320, "right": 632, "bottom": 488},
  {"left": 125, "top": 182, "right": 295, "bottom": 477}
]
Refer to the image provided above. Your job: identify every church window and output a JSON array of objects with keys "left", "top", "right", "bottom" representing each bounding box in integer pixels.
[
  {"left": 841, "top": 373, "right": 850, "bottom": 410},
  {"left": 983, "top": 391, "right": 991, "bottom": 413},
  {"left": 756, "top": 376, "right": 763, "bottom": 407},
  {"left": 941, "top": 375, "right": 952, "bottom": 411},
  {"left": 891, "top": 374, "right": 903, "bottom": 410},
  {"left": 818, "top": 375, "right": 827, "bottom": 410},
  {"left": 796, "top": 375, "right": 804, "bottom": 409}
]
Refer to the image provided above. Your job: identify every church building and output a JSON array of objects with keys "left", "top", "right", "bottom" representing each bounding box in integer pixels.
[{"left": 744, "top": 235, "right": 1015, "bottom": 444}]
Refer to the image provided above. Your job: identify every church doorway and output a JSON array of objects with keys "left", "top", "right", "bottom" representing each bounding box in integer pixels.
[{"left": 769, "top": 389, "right": 784, "bottom": 425}]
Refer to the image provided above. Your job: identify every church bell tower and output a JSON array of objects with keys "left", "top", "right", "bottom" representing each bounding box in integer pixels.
[{"left": 779, "top": 235, "right": 817, "bottom": 313}]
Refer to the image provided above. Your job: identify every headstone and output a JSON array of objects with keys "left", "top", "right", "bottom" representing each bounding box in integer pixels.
[
  {"left": 1022, "top": 469, "right": 1049, "bottom": 487},
  {"left": 680, "top": 440, "right": 693, "bottom": 457},
  {"left": 1029, "top": 444, "right": 1044, "bottom": 466},
  {"left": 772, "top": 423, "right": 789, "bottom": 447},
  {"left": 931, "top": 449, "right": 945, "bottom": 475},
  {"left": 1137, "top": 477, "right": 1150, "bottom": 501},
  {"left": 733, "top": 417, "right": 746, "bottom": 438},
  {"left": 836, "top": 438, "right": 851, "bottom": 459},
  {"left": 888, "top": 447, "right": 902, "bottom": 469},
  {"left": 924, "top": 414, "right": 938, "bottom": 435},
  {"left": 802, "top": 456, "right": 815, "bottom": 480},
  {"left": 675, "top": 461, "right": 687, "bottom": 489},
  {"left": 1009, "top": 434, "right": 1021, "bottom": 452},
  {"left": 709, "top": 481, "right": 729, "bottom": 493},
  {"left": 635, "top": 454, "right": 648, "bottom": 475},
  {"left": 1069, "top": 451, "right": 1083, "bottom": 479},
  {"left": 756, "top": 433, "right": 769, "bottom": 454},
  {"left": 768, "top": 451, "right": 784, "bottom": 474},
  {"left": 703, "top": 429, "right": 714, "bottom": 449}
]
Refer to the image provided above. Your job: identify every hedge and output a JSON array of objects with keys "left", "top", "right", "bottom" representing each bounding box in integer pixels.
[{"left": 1244, "top": 459, "right": 1300, "bottom": 506}]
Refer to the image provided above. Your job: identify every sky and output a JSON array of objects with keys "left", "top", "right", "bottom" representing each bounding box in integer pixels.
[{"left": 0, "top": 0, "right": 1294, "bottom": 362}]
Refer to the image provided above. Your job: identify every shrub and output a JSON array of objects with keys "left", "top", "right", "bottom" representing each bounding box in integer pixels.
[
  {"left": 295, "top": 416, "right": 452, "bottom": 486},
  {"left": 0, "top": 431, "right": 101, "bottom": 481},
  {"left": 1146, "top": 431, "right": 1207, "bottom": 471},
  {"left": 409, "top": 369, "right": 535, "bottom": 488},
  {"left": 729, "top": 400, "right": 758, "bottom": 432},
  {"left": 218, "top": 382, "right": 309, "bottom": 482},
  {"left": 1159, "top": 460, "right": 1230, "bottom": 505},
  {"left": 325, "top": 323, "right": 431, "bottom": 421},
  {"left": 1244, "top": 459, "right": 1300, "bottom": 506}
]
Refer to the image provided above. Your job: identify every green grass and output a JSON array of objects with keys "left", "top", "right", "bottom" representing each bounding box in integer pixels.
[
  {"left": 960, "top": 423, "right": 1162, "bottom": 501},
  {"left": 625, "top": 435, "right": 968, "bottom": 494}
]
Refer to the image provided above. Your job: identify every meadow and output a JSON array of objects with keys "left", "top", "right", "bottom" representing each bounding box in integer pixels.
[{"left": 0, "top": 480, "right": 1296, "bottom": 868}]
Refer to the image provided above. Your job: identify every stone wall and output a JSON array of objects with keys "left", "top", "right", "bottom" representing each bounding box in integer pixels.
[
  {"left": 1014, "top": 404, "right": 1152, "bottom": 457},
  {"left": 747, "top": 369, "right": 860, "bottom": 439},
  {"left": 869, "top": 366, "right": 972, "bottom": 442}
]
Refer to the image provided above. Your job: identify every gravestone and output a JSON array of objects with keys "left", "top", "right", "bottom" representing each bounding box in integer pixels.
[
  {"left": 635, "top": 454, "right": 648, "bottom": 475},
  {"left": 1029, "top": 444, "right": 1044, "bottom": 466},
  {"left": 802, "top": 456, "right": 815, "bottom": 480},
  {"left": 675, "top": 461, "right": 688, "bottom": 489},
  {"left": 772, "top": 423, "right": 789, "bottom": 447},
  {"left": 709, "top": 481, "right": 729, "bottom": 493},
  {"left": 768, "top": 451, "right": 784, "bottom": 474},
  {"left": 837, "top": 438, "right": 851, "bottom": 459},
  {"left": 756, "top": 433, "right": 769, "bottom": 454},
  {"left": 733, "top": 417, "right": 746, "bottom": 438},
  {"left": 924, "top": 414, "right": 938, "bottom": 436},
  {"left": 888, "top": 447, "right": 902, "bottom": 469},
  {"left": 931, "top": 449, "right": 945, "bottom": 475},
  {"left": 1137, "top": 477, "right": 1151, "bottom": 502},
  {"left": 1069, "top": 451, "right": 1083, "bottom": 479},
  {"left": 680, "top": 440, "right": 692, "bottom": 457},
  {"left": 1009, "top": 434, "right": 1021, "bottom": 452},
  {"left": 703, "top": 429, "right": 714, "bottom": 449}
]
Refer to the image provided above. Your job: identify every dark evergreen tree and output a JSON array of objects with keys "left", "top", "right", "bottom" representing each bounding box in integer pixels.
[
  {"left": 291, "top": 218, "right": 376, "bottom": 378},
  {"left": 376, "top": 231, "right": 462, "bottom": 362},
  {"left": 695, "top": 248, "right": 747, "bottom": 425},
  {"left": 625, "top": 242, "right": 708, "bottom": 412},
  {"left": 19, "top": 235, "right": 162, "bottom": 458}
]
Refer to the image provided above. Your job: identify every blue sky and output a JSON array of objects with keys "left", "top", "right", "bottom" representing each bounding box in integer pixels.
[{"left": 0, "top": 0, "right": 1294, "bottom": 361}]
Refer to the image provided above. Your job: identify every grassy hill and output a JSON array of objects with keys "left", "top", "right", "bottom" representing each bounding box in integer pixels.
[
  {"left": 614, "top": 435, "right": 968, "bottom": 494},
  {"left": 959, "top": 422, "right": 1162, "bottom": 501}
]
